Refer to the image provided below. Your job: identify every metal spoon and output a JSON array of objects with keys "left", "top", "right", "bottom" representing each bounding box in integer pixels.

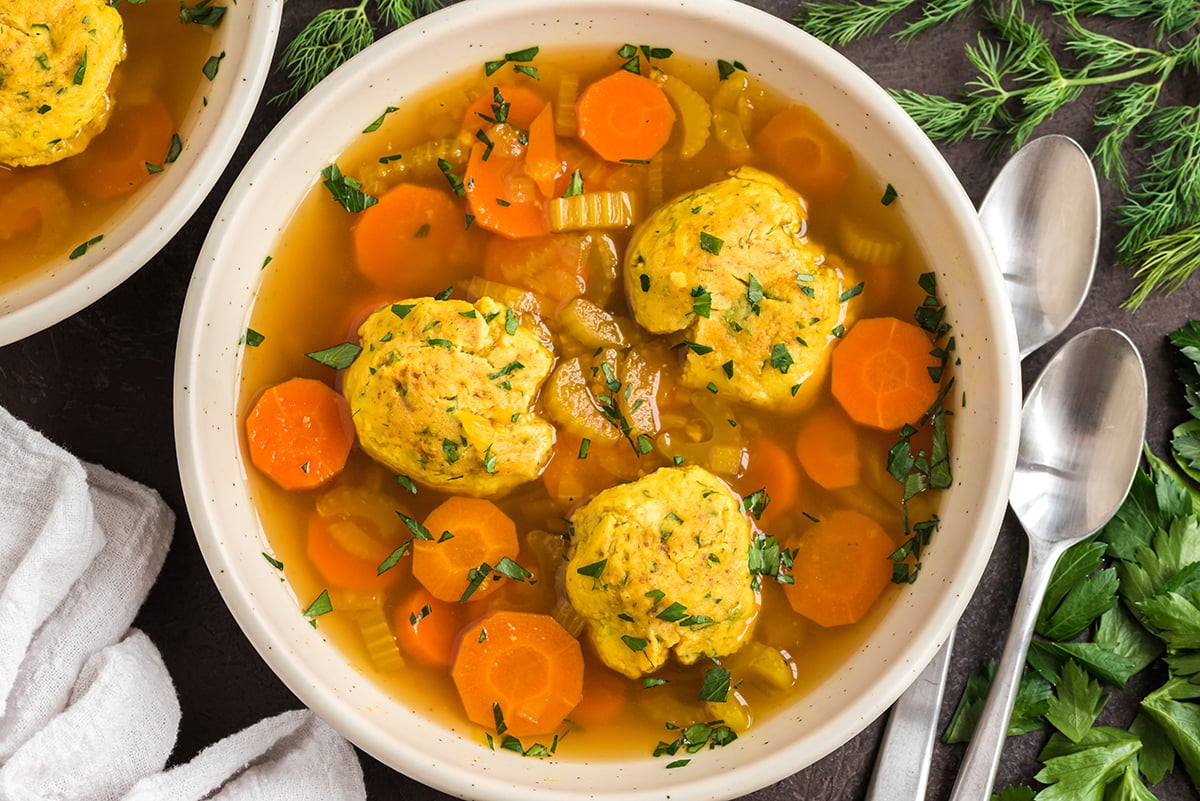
[
  {"left": 947, "top": 327, "right": 1147, "bottom": 800},
  {"left": 866, "top": 134, "right": 1100, "bottom": 801}
]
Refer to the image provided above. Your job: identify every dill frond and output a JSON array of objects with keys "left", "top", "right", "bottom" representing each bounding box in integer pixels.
[
  {"left": 796, "top": 0, "right": 918, "bottom": 46},
  {"left": 1121, "top": 221, "right": 1200, "bottom": 309},
  {"left": 896, "top": 0, "right": 977, "bottom": 40},
  {"left": 273, "top": 0, "right": 443, "bottom": 105}
]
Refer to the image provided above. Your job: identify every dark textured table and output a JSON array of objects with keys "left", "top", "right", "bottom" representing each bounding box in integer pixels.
[{"left": 1, "top": 1, "right": 1197, "bottom": 799}]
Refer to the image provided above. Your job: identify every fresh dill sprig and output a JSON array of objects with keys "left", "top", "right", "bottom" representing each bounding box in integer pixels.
[
  {"left": 794, "top": 0, "right": 1200, "bottom": 309},
  {"left": 273, "top": 0, "right": 442, "bottom": 105}
]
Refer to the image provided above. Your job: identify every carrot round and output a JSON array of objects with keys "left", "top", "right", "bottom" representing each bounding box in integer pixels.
[
  {"left": 393, "top": 586, "right": 468, "bottom": 668},
  {"left": 483, "top": 232, "right": 590, "bottom": 306},
  {"left": 464, "top": 137, "right": 551, "bottom": 239},
  {"left": 411, "top": 496, "right": 519, "bottom": 602},
  {"left": 451, "top": 610, "right": 584, "bottom": 737},
  {"left": 754, "top": 105, "right": 854, "bottom": 198},
  {"left": 0, "top": 173, "right": 70, "bottom": 241},
  {"left": 462, "top": 84, "right": 548, "bottom": 133},
  {"left": 540, "top": 431, "right": 641, "bottom": 509},
  {"left": 352, "top": 182, "right": 481, "bottom": 294},
  {"left": 245, "top": 377, "right": 354, "bottom": 490},
  {"left": 795, "top": 405, "right": 862, "bottom": 490},
  {"left": 524, "top": 103, "right": 564, "bottom": 198},
  {"left": 306, "top": 510, "right": 398, "bottom": 593},
  {"left": 783, "top": 509, "right": 895, "bottom": 627},
  {"left": 64, "top": 97, "right": 175, "bottom": 201},
  {"left": 831, "top": 316, "right": 942, "bottom": 431},
  {"left": 568, "top": 663, "right": 630, "bottom": 728},
  {"left": 737, "top": 435, "right": 801, "bottom": 523},
  {"left": 576, "top": 70, "right": 675, "bottom": 163}
]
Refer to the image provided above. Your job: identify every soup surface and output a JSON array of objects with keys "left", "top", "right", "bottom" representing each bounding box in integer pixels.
[
  {"left": 0, "top": 1, "right": 218, "bottom": 289},
  {"left": 239, "top": 44, "right": 953, "bottom": 760}
]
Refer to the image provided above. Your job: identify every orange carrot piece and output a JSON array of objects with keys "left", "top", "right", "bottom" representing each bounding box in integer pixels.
[
  {"left": 464, "top": 137, "right": 551, "bottom": 239},
  {"left": 783, "top": 509, "right": 895, "bottom": 627},
  {"left": 245, "top": 377, "right": 354, "bottom": 490},
  {"left": 831, "top": 316, "right": 942, "bottom": 431},
  {"left": 411, "top": 496, "right": 519, "bottom": 602},
  {"left": 352, "top": 182, "right": 481, "bottom": 295},
  {"left": 795, "top": 405, "right": 862, "bottom": 490},
  {"left": 462, "top": 84, "right": 548, "bottom": 133},
  {"left": 576, "top": 70, "right": 675, "bottom": 163},
  {"left": 451, "top": 610, "right": 584, "bottom": 737},
  {"left": 306, "top": 510, "right": 399, "bottom": 593},
  {"left": 754, "top": 105, "right": 854, "bottom": 198},
  {"left": 568, "top": 663, "right": 630, "bottom": 728},
  {"left": 0, "top": 173, "right": 70, "bottom": 241},
  {"left": 393, "top": 586, "right": 468, "bottom": 668},
  {"left": 737, "top": 436, "right": 801, "bottom": 523},
  {"left": 541, "top": 431, "right": 641, "bottom": 509},
  {"left": 64, "top": 97, "right": 174, "bottom": 201},
  {"left": 483, "top": 232, "right": 590, "bottom": 306},
  {"left": 524, "top": 103, "right": 564, "bottom": 198}
]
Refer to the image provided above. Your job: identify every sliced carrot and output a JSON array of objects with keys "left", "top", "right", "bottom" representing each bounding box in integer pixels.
[
  {"left": 737, "top": 435, "right": 801, "bottom": 523},
  {"left": 451, "top": 610, "right": 584, "bottom": 737},
  {"left": 306, "top": 510, "right": 398, "bottom": 593},
  {"left": 754, "top": 105, "right": 854, "bottom": 198},
  {"left": 0, "top": 173, "right": 70, "bottom": 241},
  {"left": 411, "top": 496, "right": 519, "bottom": 602},
  {"left": 795, "top": 405, "right": 862, "bottom": 490},
  {"left": 352, "top": 182, "right": 482, "bottom": 294},
  {"left": 524, "top": 103, "right": 564, "bottom": 198},
  {"left": 462, "top": 84, "right": 549, "bottom": 133},
  {"left": 64, "top": 97, "right": 174, "bottom": 201},
  {"left": 831, "top": 316, "right": 942, "bottom": 431},
  {"left": 568, "top": 663, "right": 630, "bottom": 728},
  {"left": 392, "top": 586, "right": 468, "bottom": 668},
  {"left": 464, "top": 135, "right": 551, "bottom": 239},
  {"left": 541, "top": 431, "right": 642, "bottom": 509},
  {"left": 783, "top": 509, "right": 895, "bottom": 627},
  {"left": 245, "top": 377, "right": 354, "bottom": 490},
  {"left": 483, "top": 232, "right": 590, "bottom": 306},
  {"left": 576, "top": 70, "right": 675, "bottom": 163}
]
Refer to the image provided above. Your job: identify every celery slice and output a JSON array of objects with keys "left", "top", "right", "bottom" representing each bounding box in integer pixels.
[
  {"left": 355, "top": 605, "right": 405, "bottom": 673},
  {"left": 548, "top": 190, "right": 641, "bottom": 231},
  {"left": 555, "top": 72, "right": 580, "bottom": 137},
  {"left": 652, "top": 68, "right": 711, "bottom": 160}
]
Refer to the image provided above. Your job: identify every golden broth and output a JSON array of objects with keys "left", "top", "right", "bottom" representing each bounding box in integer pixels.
[
  {"left": 0, "top": 2, "right": 217, "bottom": 287},
  {"left": 239, "top": 45, "right": 947, "bottom": 759}
]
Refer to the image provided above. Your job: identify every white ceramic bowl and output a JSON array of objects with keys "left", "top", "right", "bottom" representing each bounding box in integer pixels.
[
  {"left": 0, "top": 2, "right": 283, "bottom": 347},
  {"left": 176, "top": 1, "right": 1021, "bottom": 798}
]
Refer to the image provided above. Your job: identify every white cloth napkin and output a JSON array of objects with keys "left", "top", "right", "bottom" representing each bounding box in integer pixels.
[{"left": 0, "top": 406, "right": 367, "bottom": 801}]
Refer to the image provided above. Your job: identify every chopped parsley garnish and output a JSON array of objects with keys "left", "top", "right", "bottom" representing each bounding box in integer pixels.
[
  {"left": 622, "top": 635, "right": 649, "bottom": 652},
  {"left": 305, "top": 341, "right": 361, "bottom": 369},
  {"left": 442, "top": 438, "right": 462, "bottom": 463},
  {"left": 749, "top": 532, "right": 794, "bottom": 590},
  {"left": 179, "top": 0, "right": 226, "bottom": 26},
  {"left": 881, "top": 183, "right": 898, "bottom": 205},
  {"left": 839, "top": 281, "right": 865, "bottom": 303},
  {"left": 741, "top": 488, "right": 770, "bottom": 520},
  {"left": 578, "top": 438, "right": 591, "bottom": 459},
  {"left": 698, "top": 666, "right": 731, "bottom": 702},
  {"left": 202, "top": 51, "right": 226, "bottom": 81},
  {"left": 376, "top": 542, "right": 412, "bottom": 575},
  {"left": 564, "top": 169, "right": 584, "bottom": 197},
  {"left": 302, "top": 589, "right": 333, "bottom": 622},
  {"left": 261, "top": 552, "right": 284, "bottom": 570},
  {"left": 656, "top": 602, "right": 689, "bottom": 622},
  {"left": 699, "top": 231, "right": 724, "bottom": 255},
  {"left": 745, "top": 273, "right": 764, "bottom": 313},
  {"left": 639, "top": 274, "right": 651, "bottom": 292},
  {"left": 485, "top": 45, "right": 540, "bottom": 78},
  {"left": 321, "top": 163, "right": 378, "bottom": 212},
  {"left": 68, "top": 235, "right": 103, "bottom": 260},
  {"left": 391, "top": 302, "right": 415, "bottom": 319},
  {"left": 770, "top": 343, "right": 794, "bottom": 373},
  {"left": 73, "top": 49, "right": 87, "bottom": 85},
  {"left": 504, "top": 307, "right": 519, "bottom": 335},
  {"left": 717, "top": 58, "right": 748, "bottom": 80},
  {"left": 691, "top": 285, "right": 712, "bottom": 318},
  {"left": 721, "top": 360, "right": 734, "bottom": 379},
  {"left": 362, "top": 105, "right": 398, "bottom": 133},
  {"left": 576, "top": 559, "right": 607, "bottom": 579},
  {"left": 241, "top": 328, "right": 265, "bottom": 347},
  {"left": 395, "top": 474, "right": 417, "bottom": 493},
  {"left": 165, "top": 133, "right": 183, "bottom": 164},
  {"left": 397, "top": 511, "right": 434, "bottom": 541},
  {"left": 488, "top": 360, "right": 524, "bottom": 380},
  {"left": 678, "top": 340, "right": 714, "bottom": 355},
  {"left": 438, "top": 158, "right": 465, "bottom": 196}
]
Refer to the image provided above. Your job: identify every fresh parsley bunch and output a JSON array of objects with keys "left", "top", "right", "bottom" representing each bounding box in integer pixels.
[
  {"left": 274, "top": 0, "right": 443, "bottom": 104},
  {"left": 940, "top": 321, "right": 1200, "bottom": 799},
  {"left": 795, "top": 0, "right": 1200, "bottom": 310}
]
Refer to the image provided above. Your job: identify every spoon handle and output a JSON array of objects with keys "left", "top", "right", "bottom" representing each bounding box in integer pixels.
[
  {"left": 946, "top": 539, "right": 1063, "bottom": 801},
  {"left": 864, "top": 630, "right": 955, "bottom": 801}
]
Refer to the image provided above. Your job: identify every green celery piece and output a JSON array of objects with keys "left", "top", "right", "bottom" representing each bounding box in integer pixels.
[
  {"left": 1140, "top": 677, "right": 1200, "bottom": 788},
  {"left": 1129, "top": 710, "right": 1176, "bottom": 785},
  {"left": 1034, "top": 727, "right": 1142, "bottom": 801},
  {"left": 1045, "top": 660, "right": 1109, "bottom": 743}
]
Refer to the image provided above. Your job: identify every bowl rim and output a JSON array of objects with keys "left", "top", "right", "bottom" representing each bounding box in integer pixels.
[
  {"left": 176, "top": 0, "right": 1021, "bottom": 797},
  {"left": 0, "top": 0, "right": 285, "bottom": 348}
]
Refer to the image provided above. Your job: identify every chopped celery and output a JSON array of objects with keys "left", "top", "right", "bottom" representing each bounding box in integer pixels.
[
  {"left": 355, "top": 605, "right": 405, "bottom": 673},
  {"left": 549, "top": 190, "right": 641, "bottom": 231},
  {"left": 652, "top": 68, "right": 712, "bottom": 159},
  {"left": 555, "top": 72, "right": 580, "bottom": 137}
]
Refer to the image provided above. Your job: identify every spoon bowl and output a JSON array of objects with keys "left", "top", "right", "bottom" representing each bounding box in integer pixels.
[
  {"left": 979, "top": 135, "right": 1100, "bottom": 358},
  {"left": 948, "top": 326, "right": 1148, "bottom": 800}
]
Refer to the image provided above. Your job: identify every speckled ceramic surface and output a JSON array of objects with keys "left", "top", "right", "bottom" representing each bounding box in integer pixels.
[
  {"left": 0, "top": 1, "right": 283, "bottom": 347},
  {"left": 175, "top": 1, "right": 1020, "bottom": 798}
]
